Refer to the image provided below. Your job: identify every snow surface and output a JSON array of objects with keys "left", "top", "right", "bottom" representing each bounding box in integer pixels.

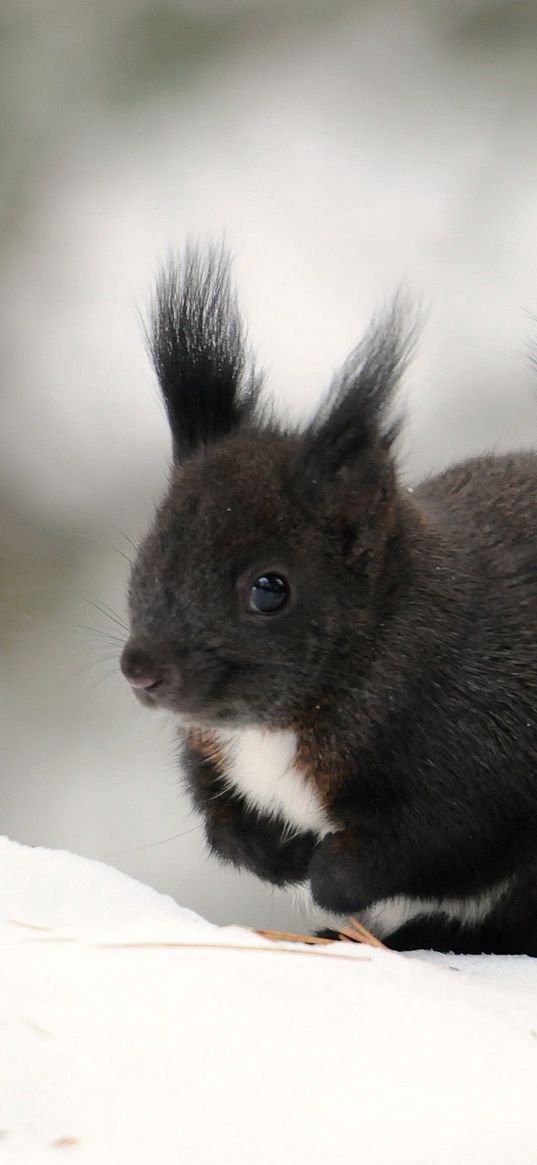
[{"left": 1, "top": 836, "right": 537, "bottom": 1164}]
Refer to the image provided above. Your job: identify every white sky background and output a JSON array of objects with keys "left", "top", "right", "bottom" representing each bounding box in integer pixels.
[{"left": 2, "top": 0, "right": 537, "bottom": 929}]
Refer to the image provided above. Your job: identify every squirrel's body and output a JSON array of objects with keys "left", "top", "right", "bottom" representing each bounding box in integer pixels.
[{"left": 122, "top": 248, "right": 537, "bottom": 954}]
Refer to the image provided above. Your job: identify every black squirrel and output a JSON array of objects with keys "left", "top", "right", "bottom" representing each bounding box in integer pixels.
[{"left": 121, "top": 245, "right": 537, "bottom": 955}]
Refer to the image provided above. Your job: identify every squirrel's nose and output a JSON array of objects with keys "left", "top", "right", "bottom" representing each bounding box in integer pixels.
[{"left": 120, "top": 644, "right": 162, "bottom": 690}]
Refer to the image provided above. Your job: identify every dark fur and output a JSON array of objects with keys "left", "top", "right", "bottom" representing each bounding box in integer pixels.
[
  {"left": 123, "top": 246, "right": 537, "bottom": 955},
  {"left": 148, "top": 245, "right": 261, "bottom": 460}
]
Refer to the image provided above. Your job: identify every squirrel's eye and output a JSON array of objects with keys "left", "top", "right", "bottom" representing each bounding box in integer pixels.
[{"left": 248, "top": 573, "right": 289, "bottom": 614}]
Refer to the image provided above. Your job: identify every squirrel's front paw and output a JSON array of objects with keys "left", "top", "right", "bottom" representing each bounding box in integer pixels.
[
  {"left": 309, "top": 831, "right": 367, "bottom": 914},
  {"left": 205, "top": 801, "right": 317, "bottom": 887}
]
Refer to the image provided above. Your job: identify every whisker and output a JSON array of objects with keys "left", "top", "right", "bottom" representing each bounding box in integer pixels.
[
  {"left": 78, "top": 668, "right": 120, "bottom": 700},
  {"left": 103, "top": 822, "right": 203, "bottom": 858},
  {"left": 55, "top": 530, "right": 134, "bottom": 568},
  {"left": 66, "top": 654, "right": 120, "bottom": 681},
  {"left": 79, "top": 595, "right": 128, "bottom": 632},
  {"left": 97, "top": 518, "right": 139, "bottom": 555},
  {"left": 69, "top": 624, "right": 126, "bottom": 645}
]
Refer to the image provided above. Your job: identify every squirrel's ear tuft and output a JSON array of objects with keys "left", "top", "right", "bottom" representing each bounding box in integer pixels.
[
  {"left": 301, "top": 296, "right": 417, "bottom": 477},
  {"left": 147, "top": 244, "right": 262, "bottom": 460}
]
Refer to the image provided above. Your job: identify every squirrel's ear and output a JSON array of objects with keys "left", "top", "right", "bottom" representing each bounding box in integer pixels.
[
  {"left": 300, "top": 297, "right": 416, "bottom": 478},
  {"left": 147, "top": 245, "right": 262, "bottom": 460}
]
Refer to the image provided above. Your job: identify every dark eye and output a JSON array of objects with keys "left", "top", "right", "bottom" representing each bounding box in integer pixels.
[{"left": 248, "top": 573, "right": 290, "bottom": 614}]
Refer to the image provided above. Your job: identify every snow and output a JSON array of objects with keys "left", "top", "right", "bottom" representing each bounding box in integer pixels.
[{"left": 1, "top": 837, "right": 537, "bottom": 1163}]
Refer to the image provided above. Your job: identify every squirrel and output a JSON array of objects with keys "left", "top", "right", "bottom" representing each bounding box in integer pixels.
[{"left": 121, "top": 244, "right": 537, "bottom": 955}]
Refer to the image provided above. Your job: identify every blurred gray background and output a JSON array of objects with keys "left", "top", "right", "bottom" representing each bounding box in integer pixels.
[{"left": 2, "top": 0, "right": 537, "bottom": 929}]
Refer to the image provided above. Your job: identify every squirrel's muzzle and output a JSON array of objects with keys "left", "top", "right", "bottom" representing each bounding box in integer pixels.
[{"left": 120, "top": 643, "right": 163, "bottom": 692}]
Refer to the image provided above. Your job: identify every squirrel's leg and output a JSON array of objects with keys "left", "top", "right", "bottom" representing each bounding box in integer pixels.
[
  {"left": 308, "top": 827, "right": 415, "bottom": 914},
  {"left": 386, "top": 869, "right": 537, "bottom": 955},
  {"left": 183, "top": 739, "right": 318, "bottom": 886}
]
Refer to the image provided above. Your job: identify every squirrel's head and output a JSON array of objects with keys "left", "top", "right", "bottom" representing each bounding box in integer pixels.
[{"left": 121, "top": 246, "right": 414, "bottom": 728}]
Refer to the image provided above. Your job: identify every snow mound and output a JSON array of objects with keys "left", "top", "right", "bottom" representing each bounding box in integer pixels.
[{"left": 1, "top": 836, "right": 536, "bottom": 1163}]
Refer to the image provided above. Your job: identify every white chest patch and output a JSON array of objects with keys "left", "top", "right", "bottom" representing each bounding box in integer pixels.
[{"left": 215, "top": 726, "right": 331, "bottom": 838}]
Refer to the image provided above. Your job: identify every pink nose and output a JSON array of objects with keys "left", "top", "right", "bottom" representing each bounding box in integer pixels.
[{"left": 120, "top": 645, "right": 162, "bottom": 690}]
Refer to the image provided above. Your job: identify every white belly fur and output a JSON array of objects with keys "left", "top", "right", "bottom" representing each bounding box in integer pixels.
[{"left": 215, "top": 726, "right": 331, "bottom": 838}]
